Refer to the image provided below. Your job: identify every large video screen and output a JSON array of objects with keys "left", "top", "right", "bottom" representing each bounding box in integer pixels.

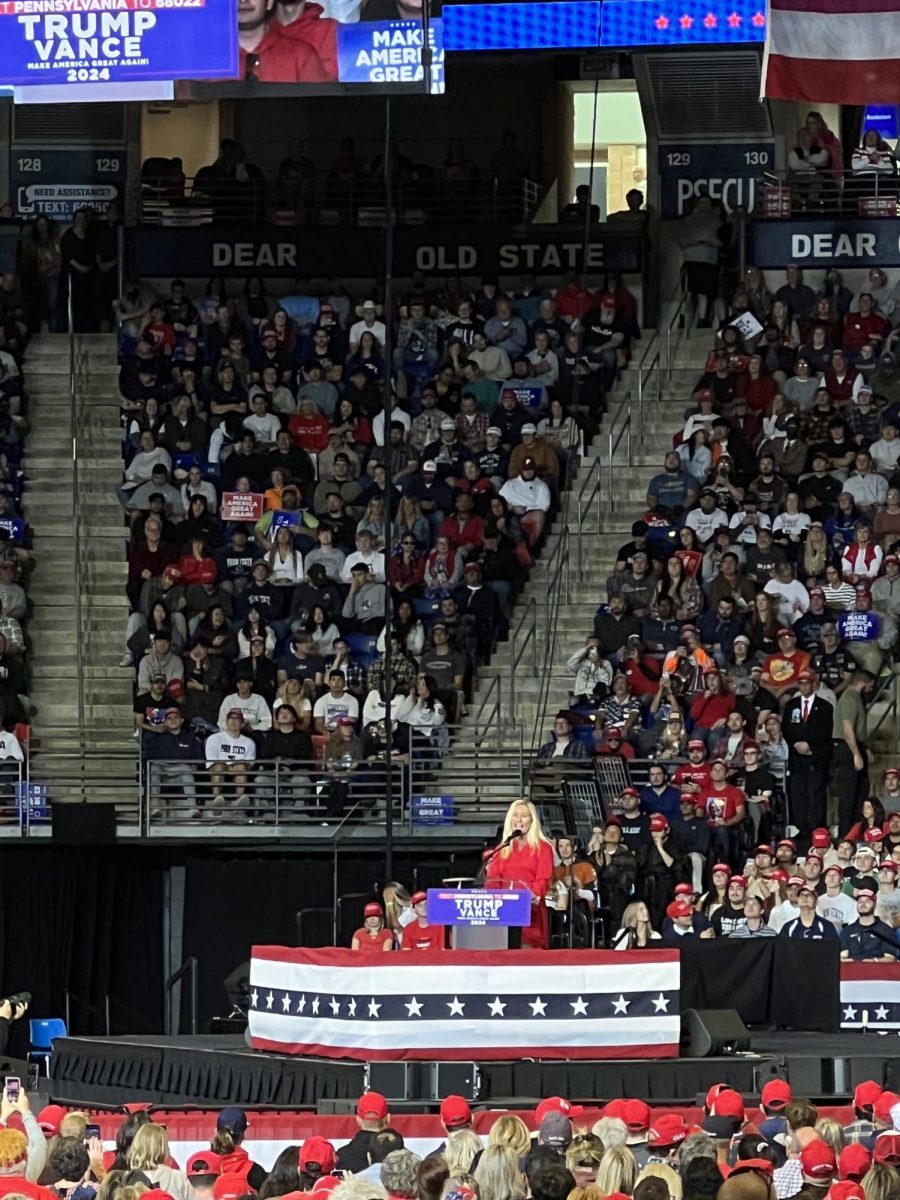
[
  {"left": 180, "top": 0, "right": 444, "bottom": 95},
  {"left": 0, "top": 0, "right": 237, "bottom": 86}
]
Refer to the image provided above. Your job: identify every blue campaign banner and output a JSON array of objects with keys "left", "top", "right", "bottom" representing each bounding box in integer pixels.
[
  {"left": 0, "top": 0, "right": 238, "bottom": 87},
  {"left": 271, "top": 510, "right": 301, "bottom": 531},
  {"left": 751, "top": 219, "right": 900, "bottom": 269},
  {"left": 336, "top": 19, "right": 444, "bottom": 92},
  {"left": 0, "top": 519, "right": 25, "bottom": 543},
  {"left": 659, "top": 142, "right": 773, "bottom": 218},
  {"left": 443, "top": 1, "right": 600, "bottom": 51},
  {"left": 426, "top": 888, "right": 532, "bottom": 927},
  {"left": 411, "top": 793, "right": 455, "bottom": 826},
  {"left": 601, "top": 0, "right": 764, "bottom": 46},
  {"left": 502, "top": 385, "right": 544, "bottom": 409},
  {"left": 837, "top": 611, "right": 879, "bottom": 643}
]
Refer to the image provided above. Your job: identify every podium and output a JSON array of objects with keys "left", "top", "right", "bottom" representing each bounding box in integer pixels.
[{"left": 426, "top": 887, "right": 531, "bottom": 950}]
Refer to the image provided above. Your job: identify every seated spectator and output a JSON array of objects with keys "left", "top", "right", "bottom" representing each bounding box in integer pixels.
[
  {"left": 646, "top": 453, "right": 700, "bottom": 519},
  {"left": 499, "top": 460, "right": 551, "bottom": 546}
]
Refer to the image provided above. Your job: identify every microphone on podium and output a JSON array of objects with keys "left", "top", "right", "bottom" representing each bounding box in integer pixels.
[{"left": 482, "top": 828, "right": 523, "bottom": 861}]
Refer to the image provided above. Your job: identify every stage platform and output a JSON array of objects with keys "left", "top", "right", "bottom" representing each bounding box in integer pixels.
[{"left": 49, "top": 1030, "right": 900, "bottom": 1108}]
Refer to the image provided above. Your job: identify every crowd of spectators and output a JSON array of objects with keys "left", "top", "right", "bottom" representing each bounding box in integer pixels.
[
  {"left": 529, "top": 259, "right": 900, "bottom": 945},
  {"left": 118, "top": 268, "right": 637, "bottom": 820},
  {"left": 139, "top": 131, "right": 549, "bottom": 226},
  {"left": 4, "top": 1084, "right": 900, "bottom": 1200},
  {"left": 786, "top": 113, "right": 900, "bottom": 213}
]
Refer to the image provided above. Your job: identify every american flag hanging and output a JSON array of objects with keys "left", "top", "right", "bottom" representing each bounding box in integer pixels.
[
  {"left": 248, "top": 947, "right": 681, "bottom": 1061},
  {"left": 840, "top": 963, "right": 900, "bottom": 1030},
  {"left": 761, "top": 0, "right": 900, "bottom": 105}
]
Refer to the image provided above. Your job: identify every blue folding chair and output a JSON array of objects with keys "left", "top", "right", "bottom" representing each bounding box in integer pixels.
[{"left": 28, "top": 1018, "right": 67, "bottom": 1076}]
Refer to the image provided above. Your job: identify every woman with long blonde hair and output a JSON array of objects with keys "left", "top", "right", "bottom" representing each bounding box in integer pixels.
[
  {"left": 484, "top": 799, "right": 553, "bottom": 948},
  {"left": 473, "top": 1146, "right": 526, "bottom": 1200},
  {"left": 595, "top": 1145, "right": 638, "bottom": 1197},
  {"left": 445, "top": 1129, "right": 484, "bottom": 1176},
  {"left": 126, "top": 1124, "right": 191, "bottom": 1200},
  {"left": 487, "top": 1116, "right": 531, "bottom": 1158}
]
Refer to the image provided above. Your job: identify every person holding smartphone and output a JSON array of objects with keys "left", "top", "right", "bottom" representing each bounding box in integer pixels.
[{"left": 0, "top": 1082, "right": 55, "bottom": 1196}]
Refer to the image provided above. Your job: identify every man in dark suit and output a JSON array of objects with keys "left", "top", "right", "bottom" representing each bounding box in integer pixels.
[{"left": 783, "top": 669, "right": 833, "bottom": 847}]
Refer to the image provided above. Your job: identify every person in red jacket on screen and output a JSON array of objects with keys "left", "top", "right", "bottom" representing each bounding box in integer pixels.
[
  {"left": 239, "top": 0, "right": 338, "bottom": 83},
  {"left": 485, "top": 798, "right": 554, "bottom": 949},
  {"left": 400, "top": 892, "right": 445, "bottom": 952}
]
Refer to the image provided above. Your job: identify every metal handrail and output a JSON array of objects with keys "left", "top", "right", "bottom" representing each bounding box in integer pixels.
[
  {"left": 635, "top": 334, "right": 661, "bottom": 447},
  {"left": 67, "top": 279, "right": 86, "bottom": 753},
  {"left": 664, "top": 279, "right": 695, "bottom": 381},
  {"left": 137, "top": 172, "right": 543, "bottom": 227},
  {"left": 508, "top": 596, "right": 538, "bottom": 726},
  {"left": 867, "top": 672, "right": 899, "bottom": 745},
  {"left": 471, "top": 672, "right": 503, "bottom": 749},
  {"left": 164, "top": 956, "right": 198, "bottom": 1036},
  {"left": 528, "top": 526, "right": 570, "bottom": 752},
  {"left": 605, "top": 388, "right": 633, "bottom": 513},
  {"left": 759, "top": 167, "right": 899, "bottom": 218},
  {"left": 575, "top": 455, "right": 603, "bottom": 581}
]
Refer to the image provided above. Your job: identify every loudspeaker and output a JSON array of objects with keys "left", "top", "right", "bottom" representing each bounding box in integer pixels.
[
  {"left": 364, "top": 1061, "right": 418, "bottom": 1100},
  {"left": 681, "top": 1008, "right": 751, "bottom": 1057},
  {"left": 52, "top": 805, "right": 115, "bottom": 845},
  {"left": 421, "top": 1061, "right": 481, "bottom": 1101}
]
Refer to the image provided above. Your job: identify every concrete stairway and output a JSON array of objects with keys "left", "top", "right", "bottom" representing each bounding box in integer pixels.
[
  {"left": 23, "top": 334, "right": 134, "bottom": 802},
  {"left": 451, "top": 336, "right": 710, "bottom": 791}
]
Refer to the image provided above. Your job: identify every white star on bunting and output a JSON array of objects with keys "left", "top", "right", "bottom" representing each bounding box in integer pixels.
[
  {"left": 250, "top": 990, "right": 258, "bottom": 1008},
  {"left": 281, "top": 993, "right": 292, "bottom": 1012},
  {"left": 488, "top": 996, "right": 506, "bottom": 1016},
  {"left": 843, "top": 1005, "right": 857, "bottom": 1021},
  {"left": 312, "top": 996, "right": 320, "bottom": 1015},
  {"left": 874, "top": 1006, "right": 889, "bottom": 1021},
  {"left": 529, "top": 997, "right": 547, "bottom": 1016},
  {"left": 368, "top": 998, "right": 381, "bottom": 1018},
  {"left": 447, "top": 997, "right": 465, "bottom": 1016},
  {"left": 265, "top": 990, "right": 274, "bottom": 1010},
  {"left": 570, "top": 996, "right": 589, "bottom": 1016},
  {"left": 329, "top": 996, "right": 340, "bottom": 1015},
  {"left": 653, "top": 993, "right": 670, "bottom": 1012},
  {"left": 348, "top": 998, "right": 357, "bottom": 1017},
  {"left": 612, "top": 994, "right": 630, "bottom": 1014},
  {"left": 296, "top": 995, "right": 306, "bottom": 1013},
  {"left": 406, "top": 997, "right": 423, "bottom": 1017}
]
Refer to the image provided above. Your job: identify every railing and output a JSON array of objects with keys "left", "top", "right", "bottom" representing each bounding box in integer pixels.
[
  {"left": 574, "top": 455, "right": 603, "bottom": 582},
  {"left": 605, "top": 388, "right": 633, "bottom": 513},
  {"left": 165, "top": 957, "right": 198, "bottom": 1036},
  {"left": 66, "top": 280, "right": 87, "bottom": 753},
  {"left": 29, "top": 749, "right": 140, "bottom": 818},
  {"left": 664, "top": 279, "right": 696, "bottom": 381},
  {"left": 867, "top": 671, "right": 900, "bottom": 747},
  {"left": 527, "top": 525, "right": 571, "bottom": 753},
  {"left": 758, "top": 167, "right": 900, "bottom": 220},
  {"left": 141, "top": 745, "right": 521, "bottom": 835},
  {"left": 471, "top": 672, "right": 504, "bottom": 749},
  {"left": 137, "top": 172, "right": 543, "bottom": 227},
  {"left": 636, "top": 335, "right": 661, "bottom": 449},
  {"left": 507, "top": 596, "right": 538, "bottom": 725},
  {"left": 0, "top": 762, "right": 29, "bottom": 834}
]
